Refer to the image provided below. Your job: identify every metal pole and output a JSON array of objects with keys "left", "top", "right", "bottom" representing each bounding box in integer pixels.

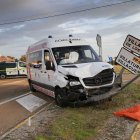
[
  {"left": 99, "top": 43, "right": 102, "bottom": 61},
  {"left": 121, "top": 73, "right": 140, "bottom": 90},
  {"left": 114, "top": 67, "right": 124, "bottom": 84}
]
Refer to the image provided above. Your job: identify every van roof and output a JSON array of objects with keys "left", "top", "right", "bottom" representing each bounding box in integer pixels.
[{"left": 27, "top": 37, "right": 89, "bottom": 53}]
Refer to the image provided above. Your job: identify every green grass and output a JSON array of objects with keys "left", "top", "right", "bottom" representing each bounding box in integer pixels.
[
  {"left": 35, "top": 136, "right": 47, "bottom": 140},
  {"left": 113, "top": 65, "right": 130, "bottom": 74},
  {"left": 35, "top": 84, "right": 140, "bottom": 140}
]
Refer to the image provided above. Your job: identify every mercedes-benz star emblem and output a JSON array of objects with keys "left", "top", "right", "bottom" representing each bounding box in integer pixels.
[{"left": 95, "top": 77, "right": 102, "bottom": 85}]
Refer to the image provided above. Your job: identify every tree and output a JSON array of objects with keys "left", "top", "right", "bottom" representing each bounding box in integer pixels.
[{"left": 20, "top": 55, "right": 26, "bottom": 62}]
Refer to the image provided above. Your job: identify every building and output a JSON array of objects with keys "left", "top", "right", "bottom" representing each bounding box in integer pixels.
[{"left": 0, "top": 56, "right": 15, "bottom": 62}]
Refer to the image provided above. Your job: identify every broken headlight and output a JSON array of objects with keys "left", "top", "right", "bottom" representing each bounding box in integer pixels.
[
  {"left": 69, "top": 81, "right": 81, "bottom": 86},
  {"left": 65, "top": 75, "right": 81, "bottom": 86}
]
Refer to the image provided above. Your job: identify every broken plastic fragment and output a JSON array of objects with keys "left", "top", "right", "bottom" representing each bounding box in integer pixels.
[{"left": 114, "top": 105, "right": 140, "bottom": 121}]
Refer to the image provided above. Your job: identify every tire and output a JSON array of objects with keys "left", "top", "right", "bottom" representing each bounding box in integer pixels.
[
  {"left": 55, "top": 88, "right": 67, "bottom": 107},
  {"left": 0, "top": 74, "right": 6, "bottom": 79},
  {"left": 29, "top": 81, "right": 36, "bottom": 92}
]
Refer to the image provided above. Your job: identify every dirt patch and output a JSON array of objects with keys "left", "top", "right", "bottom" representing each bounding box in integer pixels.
[
  {"left": 122, "top": 73, "right": 140, "bottom": 84},
  {"left": 95, "top": 116, "right": 137, "bottom": 140}
]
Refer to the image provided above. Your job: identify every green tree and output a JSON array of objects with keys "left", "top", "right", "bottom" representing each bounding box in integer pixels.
[{"left": 20, "top": 55, "right": 26, "bottom": 62}]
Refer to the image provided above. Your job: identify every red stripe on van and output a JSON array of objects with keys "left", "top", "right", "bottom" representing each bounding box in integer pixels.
[{"left": 32, "top": 84, "right": 55, "bottom": 98}]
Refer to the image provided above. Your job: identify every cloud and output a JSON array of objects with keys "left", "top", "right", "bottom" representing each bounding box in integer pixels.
[
  {"left": 13, "top": 24, "right": 25, "bottom": 29},
  {"left": 0, "top": 0, "right": 140, "bottom": 60}
]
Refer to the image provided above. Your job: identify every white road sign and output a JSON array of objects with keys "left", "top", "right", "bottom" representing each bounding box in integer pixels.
[
  {"left": 116, "top": 48, "right": 140, "bottom": 74},
  {"left": 123, "top": 35, "right": 140, "bottom": 55}
]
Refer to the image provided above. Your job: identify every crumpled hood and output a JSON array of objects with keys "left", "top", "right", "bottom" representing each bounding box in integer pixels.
[{"left": 58, "top": 62, "right": 113, "bottom": 79}]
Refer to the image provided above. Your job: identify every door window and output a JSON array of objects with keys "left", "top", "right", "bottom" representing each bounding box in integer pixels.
[
  {"left": 19, "top": 62, "right": 26, "bottom": 67},
  {"left": 44, "top": 50, "right": 55, "bottom": 71},
  {"left": 28, "top": 51, "right": 42, "bottom": 69}
]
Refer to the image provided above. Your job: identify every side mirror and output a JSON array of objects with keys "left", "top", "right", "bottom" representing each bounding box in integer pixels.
[{"left": 33, "top": 64, "right": 42, "bottom": 69}]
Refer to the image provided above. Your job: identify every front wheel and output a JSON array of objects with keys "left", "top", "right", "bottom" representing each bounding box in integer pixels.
[
  {"left": 55, "top": 88, "right": 67, "bottom": 107},
  {"left": 0, "top": 74, "right": 6, "bottom": 79}
]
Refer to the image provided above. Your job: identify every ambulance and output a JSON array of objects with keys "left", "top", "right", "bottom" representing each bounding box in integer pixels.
[
  {"left": 0, "top": 61, "right": 27, "bottom": 79},
  {"left": 26, "top": 35, "right": 117, "bottom": 107}
]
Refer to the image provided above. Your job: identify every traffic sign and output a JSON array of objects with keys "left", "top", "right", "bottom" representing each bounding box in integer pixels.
[
  {"left": 123, "top": 35, "right": 140, "bottom": 55},
  {"left": 116, "top": 48, "right": 140, "bottom": 74}
]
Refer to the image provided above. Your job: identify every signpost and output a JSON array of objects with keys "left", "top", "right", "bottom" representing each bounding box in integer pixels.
[
  {"left": 116, "top": 34, "right": 140, "bottom": 75},
  {"left": 96, "top": 34, "right": 102, "bottom": 61},
  {"left": 123, "top": 35, "right": 140, "bottom": 55},
  {"left": 115, "top": 34, "right": 140, "bottom": 90},
  {"left": 116, "top": 48, "right": 140, "bottom": 74}
]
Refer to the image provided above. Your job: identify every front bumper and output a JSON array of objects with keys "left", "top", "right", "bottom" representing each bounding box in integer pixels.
[{"left": 66, "top": 86, "right": 121, "bottom": 105}]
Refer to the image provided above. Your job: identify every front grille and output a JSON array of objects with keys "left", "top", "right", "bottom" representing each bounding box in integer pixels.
[{"left": 83, "top": 69, "right": 113, "bottom": 86}]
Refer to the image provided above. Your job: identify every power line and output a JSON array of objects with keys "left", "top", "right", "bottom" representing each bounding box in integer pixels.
[{"left": 0, "top": 0, "right": 136, "bottom": 26}]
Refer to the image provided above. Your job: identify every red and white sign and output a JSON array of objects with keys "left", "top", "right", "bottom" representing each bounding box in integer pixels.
[
  {"left": 116, "top": 48, "right": 140, "bottom": 74},
  {"left": 123, "top": 35, "right": 140, "bottom": 55}
]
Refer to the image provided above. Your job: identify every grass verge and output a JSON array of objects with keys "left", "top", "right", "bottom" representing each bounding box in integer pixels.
[
  {"left": 35, "top": 84, "right": 140, "bottom": 140},
  {"left": 113, "top": 65, "right": 130, "bottom": 74}
]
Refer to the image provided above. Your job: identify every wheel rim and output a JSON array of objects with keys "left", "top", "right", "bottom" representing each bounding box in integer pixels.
[
  {"left": 56, "top": 94, "right": 62, "bottom": 105},
  {"left": 0, "top": 75, "right": 6, "bottom": 79}
]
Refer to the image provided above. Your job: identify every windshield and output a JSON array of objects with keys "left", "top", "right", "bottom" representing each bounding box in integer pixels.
[{"left": 52, "top": 45, "right": 101, "bottom": 65}]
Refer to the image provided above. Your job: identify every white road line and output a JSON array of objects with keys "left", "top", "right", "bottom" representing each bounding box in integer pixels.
[
  {"left": 0, "top": 79, "right": 27, "bottom": 86},
  {"left": 0, "top": 92, "right": 31, "bottom": 106}
]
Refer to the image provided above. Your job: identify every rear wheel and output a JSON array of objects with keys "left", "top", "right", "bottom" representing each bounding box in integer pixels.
[
  {"left": 0, "top": 74, "right": 6, "bottom": 79},
  {"left": 55, "top": 88, "right": 67, "bottom": 107},
  {"left": 29, "top": 81, "right": 36, "bottom": 92}
]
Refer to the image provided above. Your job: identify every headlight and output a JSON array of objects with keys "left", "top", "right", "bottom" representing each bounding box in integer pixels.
[{"left": 69, "top": 81, "right": 81, "bottom": 86}]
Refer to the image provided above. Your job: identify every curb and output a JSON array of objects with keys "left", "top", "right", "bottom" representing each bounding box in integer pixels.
[
  {"left": 131, "top": 123, "right": 140, "bottom": 140},
  {"left": 0, "top": 92, "right": 31, "bottom": 106},
  {"left": 0, "top": 101, "right": 55, "bottom": 140}
]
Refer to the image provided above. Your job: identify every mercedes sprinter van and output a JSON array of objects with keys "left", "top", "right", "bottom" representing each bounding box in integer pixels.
[{"left": 26, "top": 36, "right": 116, "bottom": 106}]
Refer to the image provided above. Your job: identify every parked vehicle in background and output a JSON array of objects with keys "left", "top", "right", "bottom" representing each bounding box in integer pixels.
[
  {"left": 0, "top": 61, "right": 27, "bottom": 79},
  {"left": 26, "top": 35, "right": 116, "bottom": 107}
]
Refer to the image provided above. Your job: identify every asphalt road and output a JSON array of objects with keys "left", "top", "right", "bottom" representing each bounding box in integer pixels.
[
  {"left": 0, "top": 77, "right": 54, "bottom": 137},
  {"left": 0, "top": 78, "right": 30, "bottom": 103}
]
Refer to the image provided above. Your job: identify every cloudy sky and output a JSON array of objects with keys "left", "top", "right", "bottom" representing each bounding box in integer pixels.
[{"left": 0, "top": 0, "right": 139, "bottom": 61}]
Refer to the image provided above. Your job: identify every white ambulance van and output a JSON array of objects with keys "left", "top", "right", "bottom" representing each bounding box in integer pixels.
[
  {"left": 0, "top": 61, "right": 27, "bottom": 79},
  {"left": 26, "top": 36, "right": 116, "bottom": 107}
]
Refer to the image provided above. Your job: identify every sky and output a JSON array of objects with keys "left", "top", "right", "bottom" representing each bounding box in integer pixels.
[{"left": 0, "top": 0, "right": 140, "bottom": 61}]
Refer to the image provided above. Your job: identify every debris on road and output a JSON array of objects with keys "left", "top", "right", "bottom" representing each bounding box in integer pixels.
[{"left": 114, "top": 104, "right": 140, "bottom": 121}]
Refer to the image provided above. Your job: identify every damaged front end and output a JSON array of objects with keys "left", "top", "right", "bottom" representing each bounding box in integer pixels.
[{"left": 60, "top": 68, "right": 119, "bottom": 106}]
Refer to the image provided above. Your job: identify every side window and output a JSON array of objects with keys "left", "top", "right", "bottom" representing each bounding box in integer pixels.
[
  {"left": 44, "top": 50, "right": 55, "bottom": 71},
  {"left": 7, "top": 63, "right": 16, "bottom": 68},
  {"left": 84, "top": 50, "right": 92, "bottom": 58},
  {"left": 19, "top": 62, "right": 26, "bottom": 67},
  {"left": 28, "top": 51, "right": 42, "bottom": 69},
  {"left": 84, "top": 49, "right": 96, "bottom": 60}
]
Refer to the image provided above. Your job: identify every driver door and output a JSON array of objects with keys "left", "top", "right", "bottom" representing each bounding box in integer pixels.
[{"left": 41, "top": 50, "right": 55, "bottom": 90}]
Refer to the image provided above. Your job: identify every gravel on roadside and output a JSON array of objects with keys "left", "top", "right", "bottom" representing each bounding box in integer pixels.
[
  {"left": 3, "top": 104, "right": 61, "bottom": 140},
  {"left": 95, "top": 116, "right": 137, "bottom": 140}
]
